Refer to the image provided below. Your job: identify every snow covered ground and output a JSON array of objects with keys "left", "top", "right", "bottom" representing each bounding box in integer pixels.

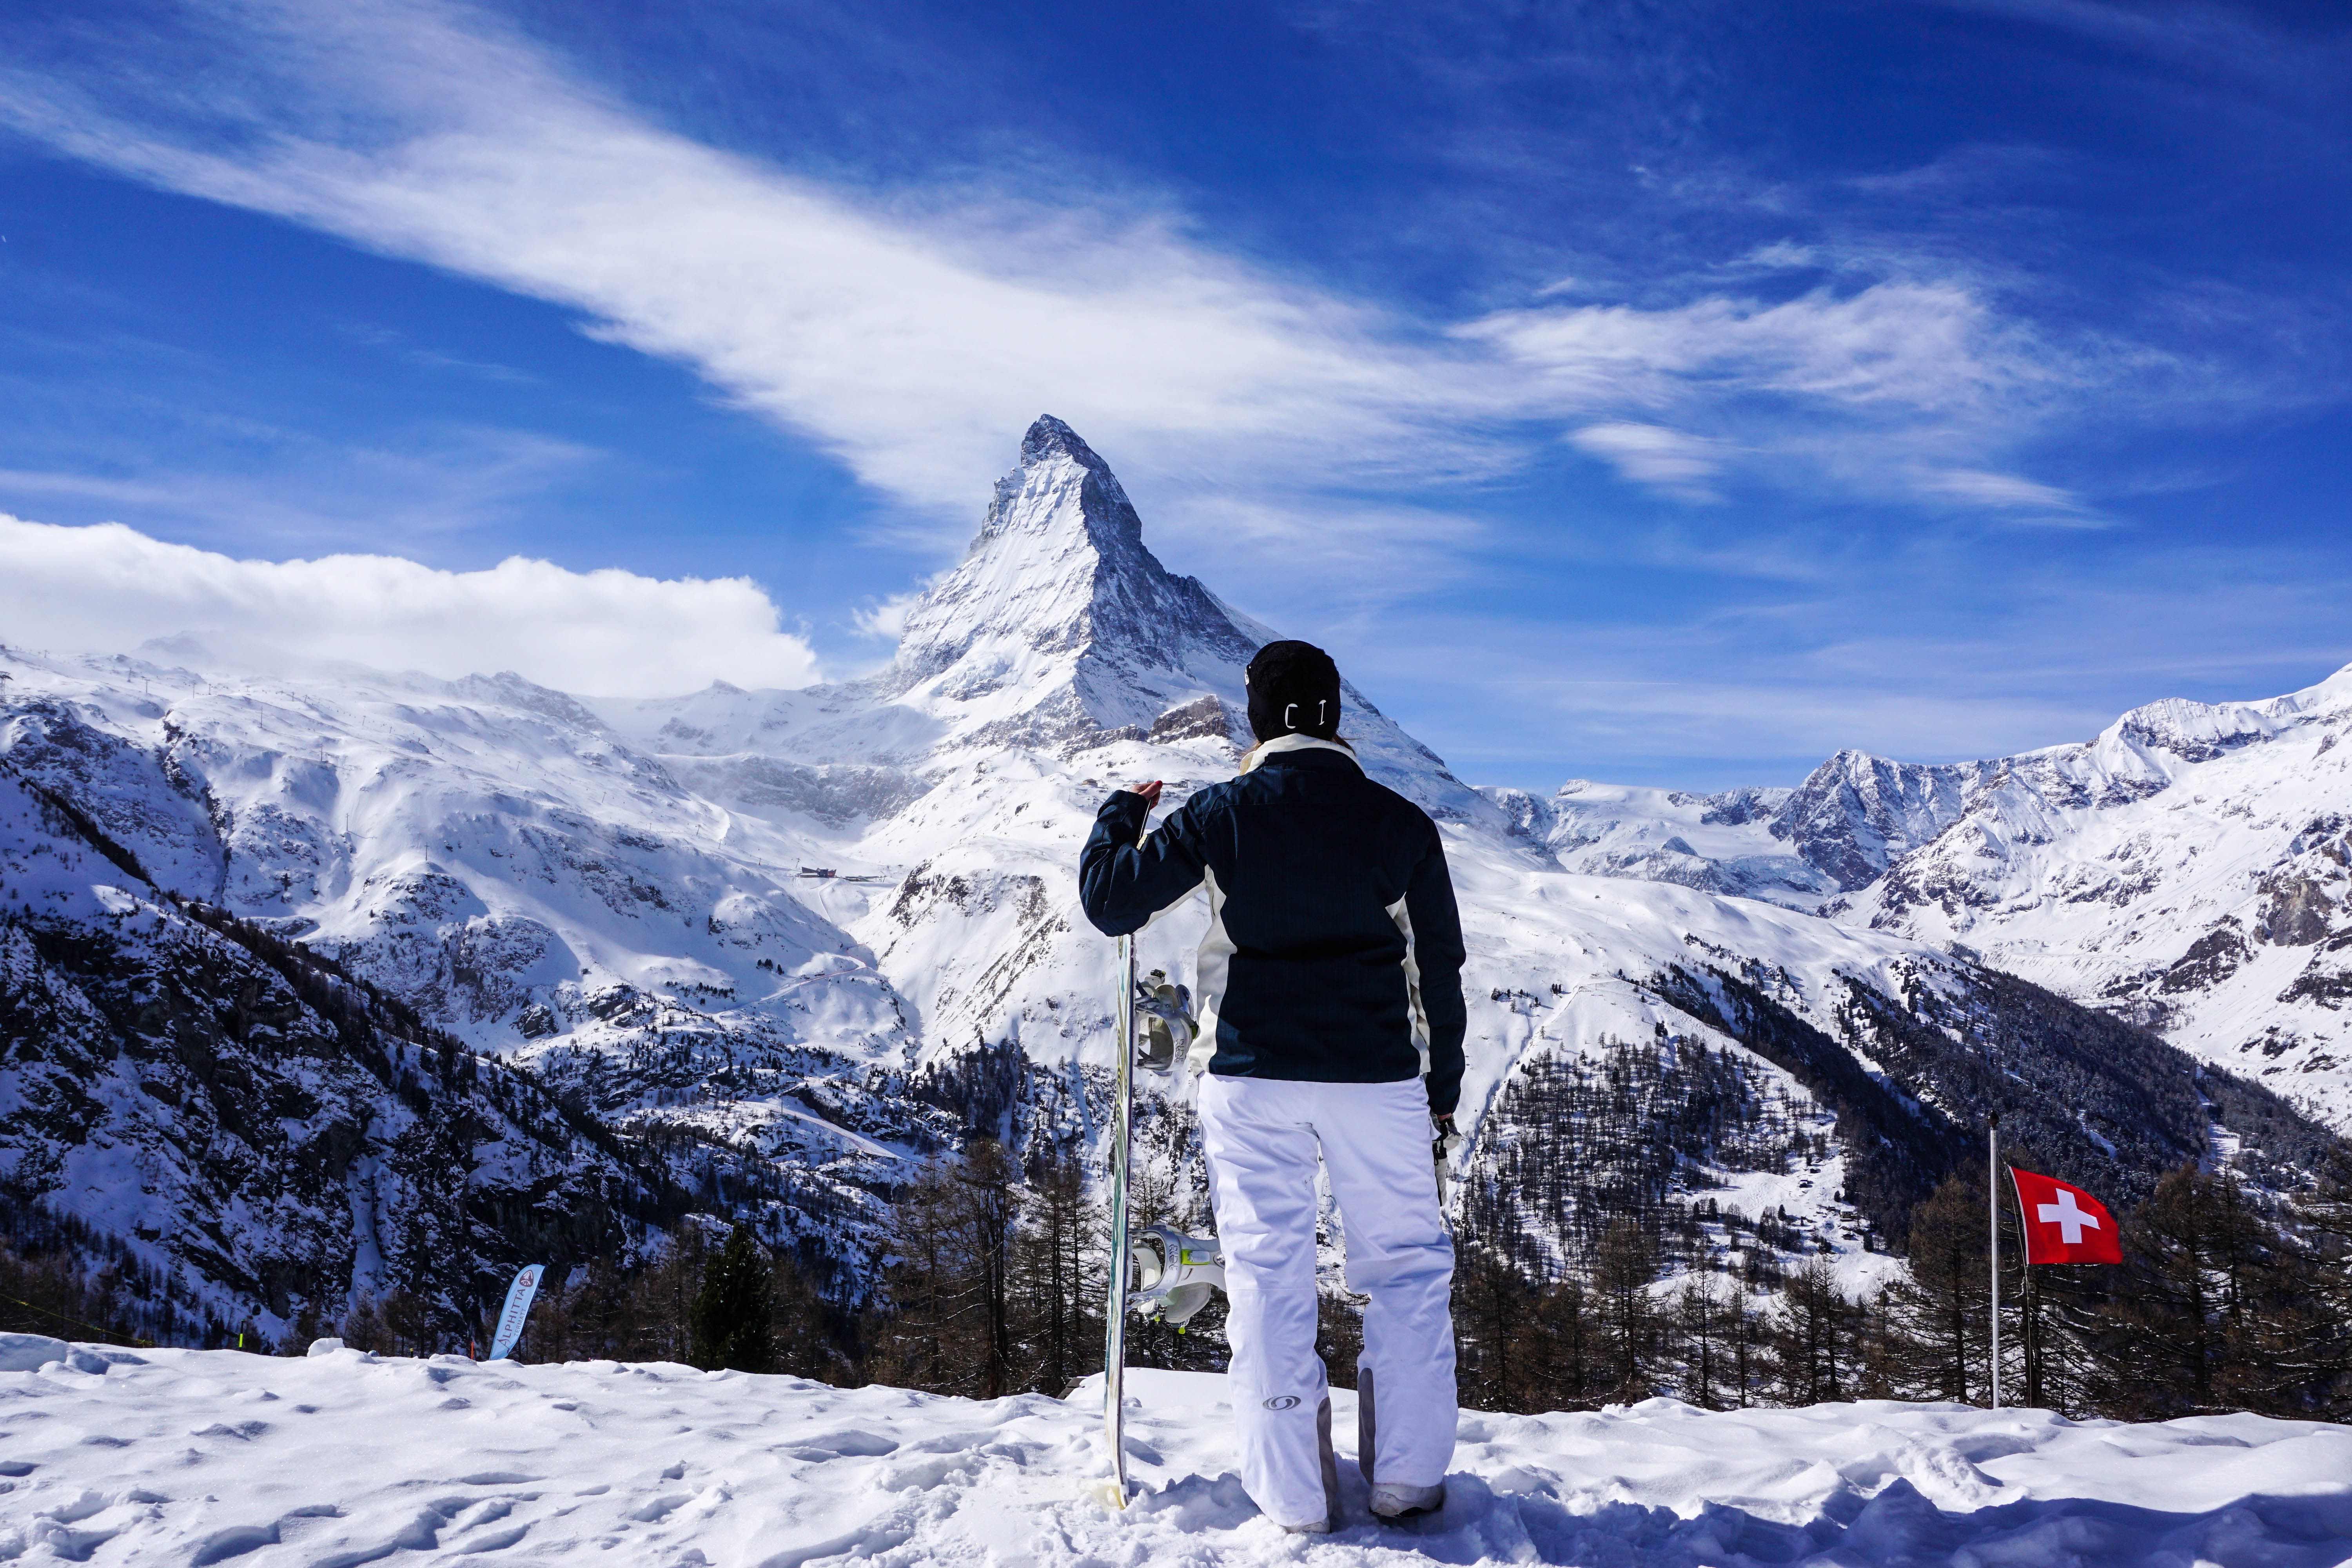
[{"left": 6, "top": 1336, "right": 2350, "bottom": 1567}]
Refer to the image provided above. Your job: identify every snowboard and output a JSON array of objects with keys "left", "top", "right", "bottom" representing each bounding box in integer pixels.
[{"left": 1092, "top": 931, "right": 1138, "bottom": 1510}]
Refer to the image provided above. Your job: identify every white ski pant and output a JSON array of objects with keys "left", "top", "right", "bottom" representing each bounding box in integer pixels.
[{"left": 1197, "top": 1074, "right": 1457, "bottom": 1528}]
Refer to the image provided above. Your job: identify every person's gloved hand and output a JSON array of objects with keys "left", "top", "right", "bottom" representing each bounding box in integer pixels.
[{"left": 1432, "top": 1112, "right": 1463, "bottom": 1203}]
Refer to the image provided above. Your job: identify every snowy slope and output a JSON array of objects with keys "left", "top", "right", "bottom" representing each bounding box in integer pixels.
[
  {"left": 1830, "top": 674, "right": 2352, "bottom": 1123},
  {"left": 1483, "top": 780, "right": 1833, "bottom": 909},
  {"left": 1499, "top": 674, "right": 2352, "bottom": 1125},
  {"left": 0, "top": 776, "right": 675, "bottom": 1338},
  {"left": 7, "top": 1339, "right": 2352, "bottom": 1567}
]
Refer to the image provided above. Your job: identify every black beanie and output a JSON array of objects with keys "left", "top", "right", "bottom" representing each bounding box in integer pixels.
[{"left": 1245, "top": 640, "right": 1342, "bottom": 742}]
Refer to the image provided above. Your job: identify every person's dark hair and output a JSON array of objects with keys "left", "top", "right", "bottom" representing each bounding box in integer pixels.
[{"left": 1245, "top": 641, "right": 1342, "bottom": 742}]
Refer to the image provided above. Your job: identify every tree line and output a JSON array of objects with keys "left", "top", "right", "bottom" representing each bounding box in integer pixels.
[
  {"left": 11, "top": 1080, "right": 2349, "bottom": 1426},
  {"left": 1450, "top": 1153, "right": 2352, "bottom": 1421},
  {"left": 303, "top": 1136, "right": 2352, "bottom": 1426}
]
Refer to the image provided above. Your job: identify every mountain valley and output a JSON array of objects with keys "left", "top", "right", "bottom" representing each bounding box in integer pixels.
[{"left": 3, "top": 416, "right": 2344, "bottom": 1346}]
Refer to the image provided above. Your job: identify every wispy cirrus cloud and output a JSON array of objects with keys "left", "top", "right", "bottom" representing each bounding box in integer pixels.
[
  {"left": 1914, "top": 466, "right": 2095, "bottom": 521},
  {"left": 1567, "top": 423, "right": 1733, "bottom": 501},
  {"left": 0, "top": 0, "right": 2119, "bottom": 528}
]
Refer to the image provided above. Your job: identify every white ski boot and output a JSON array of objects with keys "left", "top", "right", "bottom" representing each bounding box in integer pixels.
[
  {"left": 1129, "top": 1223, "right": 1225, "bottom": 1328},
  {"left": 1369, "top": 1480, "right": 1445, "bottom": 1522}
]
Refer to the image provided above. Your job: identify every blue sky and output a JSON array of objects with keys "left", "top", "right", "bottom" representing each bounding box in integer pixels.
[{"left": 0, "top": 0, "right": 2347, "bottom": 789}]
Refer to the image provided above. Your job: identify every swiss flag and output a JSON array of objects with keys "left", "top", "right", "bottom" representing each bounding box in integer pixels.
[{"left": 2009, "top": 1167, "right": 2123, "bottom": 1265}]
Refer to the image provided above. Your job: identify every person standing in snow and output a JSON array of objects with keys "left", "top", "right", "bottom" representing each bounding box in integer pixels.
[{"left": 1079, "top": 639, "right": 1466, "bottom": 1534}]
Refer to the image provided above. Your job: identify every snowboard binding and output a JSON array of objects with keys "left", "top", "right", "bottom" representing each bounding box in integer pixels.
[
  {"left": 1128, "top": 1223, "right": 1225, "bottom": 1329},
  {"left": 1133, "top": 970, "right": 1195, "bottom": 1075}
]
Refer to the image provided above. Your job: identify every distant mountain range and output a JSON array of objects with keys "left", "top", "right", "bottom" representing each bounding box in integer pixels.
[
  {"left": 4, "top": 416, "right": 2343, "bottom": 1336},
  {"left": 1488, "top": 671, "right": 2352, "bottom": 1125}
]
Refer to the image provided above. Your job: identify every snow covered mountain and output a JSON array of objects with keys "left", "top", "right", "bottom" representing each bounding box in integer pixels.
[
  {"left": 1831, "top": 677, "right": 2352, "bottom": 1122},
  {"left": 1485, "top": 751, "right": 1991, "bottom": 912},
  {"left": 1500, "top": 679, "right": 2352, "bottom": 1125},
  {"left": 1483, "top": 780, "right": 1833, "bottom": 908},
  {"left": 3, "top": 416, "right": 2338, "bottom": 1337}
]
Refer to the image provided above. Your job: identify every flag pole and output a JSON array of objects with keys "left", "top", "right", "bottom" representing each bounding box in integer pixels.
[
  {"left": 1989, "top": 1111, "right": 2001, "bottom": 1411},
  {"left": 2009, "top": 1164, "right": 2038, "bottom": 1409}
]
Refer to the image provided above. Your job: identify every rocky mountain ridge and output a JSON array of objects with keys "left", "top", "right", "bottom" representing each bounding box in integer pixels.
[{"left": 1497, "top": 671, "right": 2352, "bottom": 1122}]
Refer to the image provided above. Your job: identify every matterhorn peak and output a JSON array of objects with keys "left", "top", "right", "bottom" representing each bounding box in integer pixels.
[
  {"left": 961, "top": 413, "right": 1146, "bottom": 561},
  {"left": 1019, "top": 413, "right": 1104, "bottom": 468},
  {"left": 861, "top": 418, "right": 1490, "bottom": 819},
  {"left": 885, "top": 417, "right": 1251, "bottom": 740}
]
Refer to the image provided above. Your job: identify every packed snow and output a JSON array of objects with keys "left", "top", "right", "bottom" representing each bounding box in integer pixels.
[{"left": 5, "top": 1337, "right": 2350, "bottom": 1566}]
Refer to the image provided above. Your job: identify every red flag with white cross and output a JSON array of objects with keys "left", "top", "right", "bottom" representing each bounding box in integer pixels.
[{"left": 2008, "top": 1167, "right": 2123, "bottom": 1265}]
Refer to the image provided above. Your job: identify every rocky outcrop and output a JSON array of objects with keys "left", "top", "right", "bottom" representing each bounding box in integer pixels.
[{"left": 1772, "top": 750, "right": 1974, "bottom": 891}]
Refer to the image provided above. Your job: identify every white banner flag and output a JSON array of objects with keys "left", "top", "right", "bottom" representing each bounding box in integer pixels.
[{"left": 486, "top": 1264, "right": 545, "bottom": 1361}]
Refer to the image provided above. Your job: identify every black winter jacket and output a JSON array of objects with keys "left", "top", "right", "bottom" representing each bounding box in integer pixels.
[{"left": 1078, "top": 737, "right": 1468, "bottom": 1116}]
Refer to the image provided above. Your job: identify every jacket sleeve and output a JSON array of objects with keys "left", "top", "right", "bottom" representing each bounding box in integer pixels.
[
  {"left": 1408, "top": 829, "right": 1469, "bottom": 1116},
  {"left": 1080, "top": 790, "right": 1208, "bottom": 936}
]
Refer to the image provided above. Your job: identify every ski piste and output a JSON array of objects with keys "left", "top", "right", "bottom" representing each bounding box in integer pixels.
[{"left": 1093, "top": 930, "right": 1139, "bottom": 1510}]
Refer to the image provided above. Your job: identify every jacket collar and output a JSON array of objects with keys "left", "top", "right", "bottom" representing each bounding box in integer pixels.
[{"left": 1240, "top": 733, "right": 1363, "bottom": 775}]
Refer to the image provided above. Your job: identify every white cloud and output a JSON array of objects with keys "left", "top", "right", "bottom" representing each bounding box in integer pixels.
[
  {"left": 1461, "top": 281, "right": 2060, "bottom": 419},
  {"left": 0, "top": 514, "right": 819, "bottom": 696},
  {"left": 851, "top": 591, "right": 922, "bottom": 640},
  {"left": 1568, "top": 423, "right": 1731, "bottom": 500},
  {"left": 0, "top": 0, "right": 2101, "bottom": 525},
  {"left": 1915, "top": 467, "right": 2091, "bottom": 516}
]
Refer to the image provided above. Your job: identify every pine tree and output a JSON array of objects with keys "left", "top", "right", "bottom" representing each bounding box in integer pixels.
[
  {"left": 1592, "top": 1218, "right": 1662, "bottom": 1399},
  {"left": 868, "top": 1142, "right": 1019, "bottom": 1396},
  {"left": 1727, "top": 1283, "right": 1768, "bottom": 1408},
  {"left": 1671, "top": 1273, "right": 1731, "bottom": 1409},
  {"left": 690, "top": 1223, "right": 775, "bottom": 1373},
  {"left": 2110, "top": 1165, "right": 2249, "bottom": 1412},
  {"left": 1535, "top": 1273, "right": 1601, "bottom": 1410},
  {"left": 867, "top": 1163, "right": 963, "bottom": 1392},
  {"left": 629, "top": 1227, "right": 711, "bottom": 1365},
  {"left": 1773, "top": 1256, "right": 1855, "bottom": 1405},
  {"left": 956, "top": 1140, "right": 1018, "bottom": 1395},
  {"left": 1010, "top": 1140, "right": 1098, "bottom": 1395},
  {"left": 1453, "top": 1239, "right": 1541, "bottom": 1410},
  {"left": 2288, "top": 1146, "right": 2352, "bottom": 1419},
  {"left": 769, "top": 1249, "right": 849, "bottom": 1383},
  {"left": 381, "top": 1287, "right": 437, "bottom": 1357},
  {"left": 339, "top": 1294, "right": 389, "bottom": 1354},
  {"left": 1880, "top": 1174, "right": 1988, "bottom": 1402}
]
